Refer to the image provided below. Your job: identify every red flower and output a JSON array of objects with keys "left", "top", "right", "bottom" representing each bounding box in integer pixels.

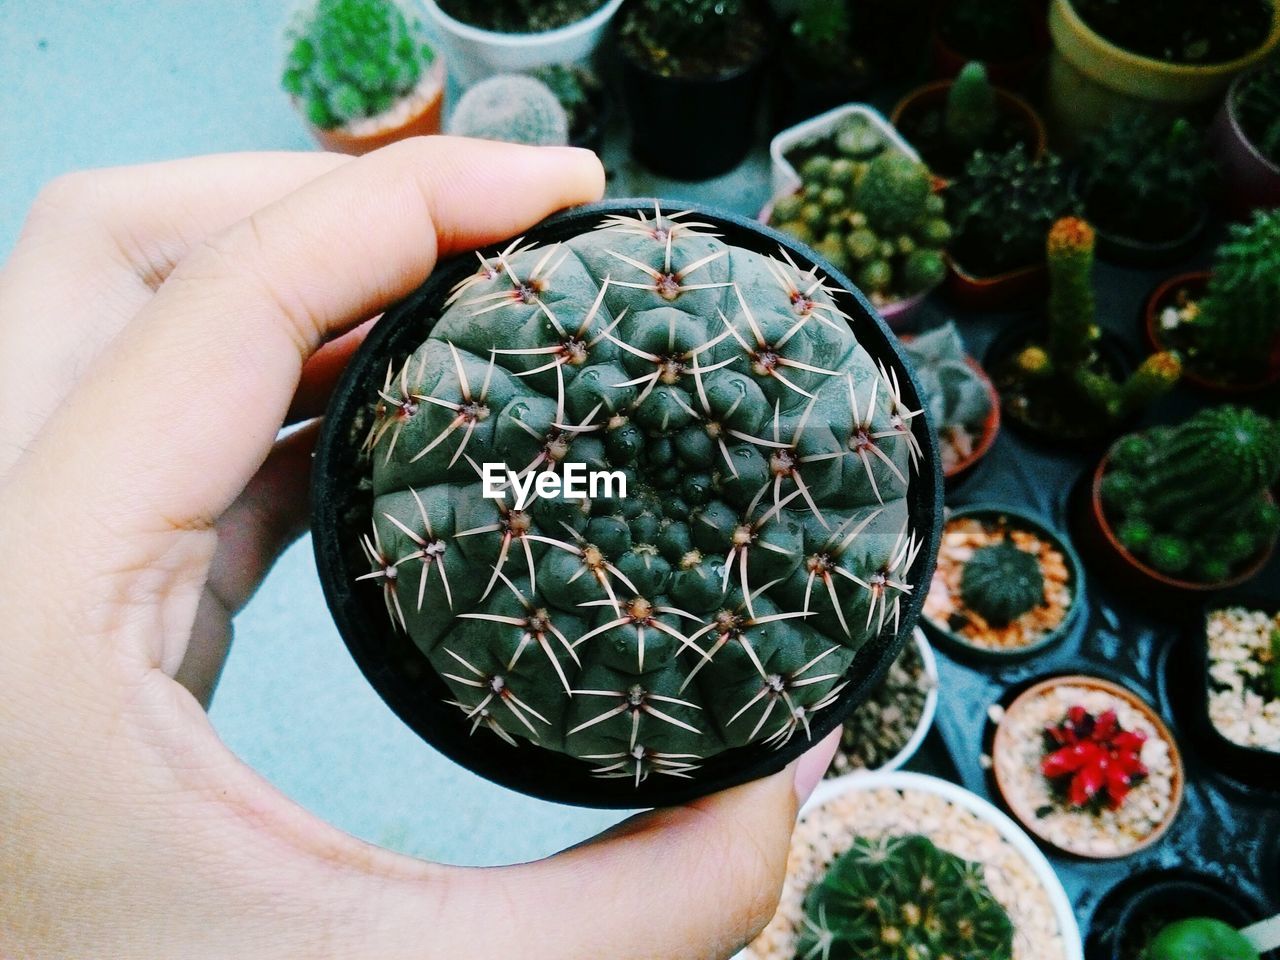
[{"left": 1040, "top": 707, "right": 1147, "bottom": 810}]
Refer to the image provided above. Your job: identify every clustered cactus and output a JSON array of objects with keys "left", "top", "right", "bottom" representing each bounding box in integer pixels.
[
  {"left": 960, "top": 538, "right": 1045, "bottom": 628},
  {"left": 1077, "top": 114, "right": 1216, "bottom": 243},
  {"left": 796, "top": 834, "right": 1014, "bottom": 960},
  {"left": 946, "top": 144, "right": 1075, "bottom": 277},
  {"left": 1001, "top": 218, "right": 1181, "bottom": 438},
  {"left": 900, "top": 322, "right": 992, "bottom": 472},
  {"left": 770, "top": 140, "right": 949, "bottom": 307},
  {"left": 1101, "top": 406, "right": 1280, "bottom": 583},
  {"left": 448, "top": 74, "right": 569, "bottom": 146},
  {"left": 357, "top": 205, "right": 927, "bottom": 784},
  {"left": 281, "top": 0, "right": 435, "bottom": 130},
  {"left": 1236, "top": 61, "right": 1280, "bottom": 166}
]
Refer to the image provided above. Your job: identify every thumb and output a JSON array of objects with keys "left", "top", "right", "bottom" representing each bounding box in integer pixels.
[{"left": 391, "top": 730, "right": 839, "bottom": 960}]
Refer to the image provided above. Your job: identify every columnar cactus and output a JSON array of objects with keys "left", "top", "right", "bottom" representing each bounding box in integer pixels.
[
  {"left": 960, "top": 539, "right": 1045, "bottom": 627},
  {"left": 1102, "top": 406, "right": 1280, "bottom": 582},
  {"left": 447, "top": 74, "right": 569, "bottom": 146},
  {"left": 796, "top": 834, "right": 1015, "bottom": 960},
  {"left": 945, "top": 62, "right": 998, "bottom": 154},
  {"left": 358, "top": 204, "right": 927, "bottom": 784}
]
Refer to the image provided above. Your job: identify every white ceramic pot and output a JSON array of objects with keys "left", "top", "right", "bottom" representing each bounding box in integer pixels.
[
  {"left": 768, "top": 103, "right": 919, "bottom": 199},
  {"left": 871, "top": 628, "right": 940, "bottom": 774},
  {"left": 421, "top": 0, "right": 624, "bottom": 86}
]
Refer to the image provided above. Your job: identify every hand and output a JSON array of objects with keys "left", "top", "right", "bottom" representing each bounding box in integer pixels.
[{"left": 0, "top": 137, "right": 838, "bottom": 960}]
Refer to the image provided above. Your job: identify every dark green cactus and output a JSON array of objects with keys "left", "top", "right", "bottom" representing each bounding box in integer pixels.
[
  {"left": 1101, "top": 406, "right": 1280, "bottom": 583},
  {"left": 796, "top": 834, "right": 1015, "bottom": 960},
  {"left": 959, "top": 539, "right": 1045, "bottom": 627},
  {"left": 358, "top": 205, "right": 927, "bottom": 784},
  {"left": 281, "top": 0, "right": 435, "bottom": 130},
  {"left": 447, "top": 74, "right": 569, "bottom": 146},
  {"left": 945, "top": 62, "right": 998, "bottom": 154}
]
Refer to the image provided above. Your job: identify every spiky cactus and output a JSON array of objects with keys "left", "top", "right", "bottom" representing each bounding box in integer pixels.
[
  {"left": 945, "top": 62, "right": 998, "bottom": 154},
  {"left": 447, "top": 74, "right": 569, "bottom": 146},
  {"left": 960, "top": 539, "right": 1045, "bottom": 627},
  {"left": 357, "top": 204, "right": 928, "bottom": 784},
  {"left": 1101, "top": 407, "right": 1280, "bottom": 582},
  {"left": 796, "top": 834, "right": 1014, "bottom": 960}
]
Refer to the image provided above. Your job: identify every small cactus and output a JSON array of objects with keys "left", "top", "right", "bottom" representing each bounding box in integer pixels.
[
  {"left": 357, "top": 204, "right": 930, "bottom": 784},
  {"left": 1101, "top": 406, "right": 1280, "bottom": 583},
  {"left": 448, "top": 74, "right": 569, "bottom": 146},
  {"left": 796, "top": 834, "right": 1015, "bottom": 960},
  {"left": 960, "top": 538, "right": 1045, "bottom": 627},
  {"left": 901, "top": 322, "right": 993, "bottom": 469},
  {"left": 945, "top": 62, "right": 998, "bottom": 154}
]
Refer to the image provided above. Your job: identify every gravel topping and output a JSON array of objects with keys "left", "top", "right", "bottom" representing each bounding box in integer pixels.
[
  {"left": 1206, "top": 606, "right": 1280, "bottom": 753},
  {"left": 827, "top": 637, "right": 933, "bottom": 776}
]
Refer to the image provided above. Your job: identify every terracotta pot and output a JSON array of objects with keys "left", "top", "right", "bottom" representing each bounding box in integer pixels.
[
  {"left": 929, "top": 0, "right": 1050, "bottom": 90},
  {"left": 1144, "top": 271, "right": 1280, "bottom": 394},
  {"left": 1046, "top": 0, "right": 1280, "bottom": 147},
  {"left": 1076, "top": 450, "right": 1279, "bottom": 597},
  {"left": 890, "top": 79, "right": 1048, "bottom": 183},
  {"left": 992, "top": 675, "right": 1185, "bottom": 860},
  {"left": 305, "top": 60, "right": 445, "bottom": 155},
  {"left": 943, "top": 254, "right": 1047, "bottom": 312},
  {"left": 1213, "top": 69, "right": 1280, "bottom": 220}
]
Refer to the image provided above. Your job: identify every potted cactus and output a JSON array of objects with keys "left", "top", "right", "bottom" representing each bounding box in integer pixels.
[
  {"left": 1214, "top": 62, "right": 1280, "bottom": 217},
  {"left": 1074, "top": 114, "right": 1218, "bottom": 266},
  {"left": 943, "top": 144, "right": 1075, "bottom": 310},
  {"left": 891, "top": 62, "right": 1048, "bottom": 182},
  {"left": 768, "top": 0, "right": 874, "bottom": 131},
  {"left": 1146, "top": 209, "right": 1280, "bottom": 393},
  {"left": 281, "top": 0, "right": 445, "bottom": 155},
  {"left": 1046, "top": 0, "right": 1280, "bottom": 145},
  {"left": 900, "top": 322, "right": 1000, "bottom": 484},
  {"left": 1079, "top": 406, "right": 1280, "bottom": 595},
  {"left": 528, "top": 64, "right": 609, "bottom": 154},
  {"left": 767, "top": 149, "right": 950, "bottom": 329},
  {"left": 446, "top": 74, "right": 570, "bottom": 145},
  {"left": 422, "top": 0, "right": 623, "bottom": 86},
  {"left": 311, "top": 200, "right": 941, "bottom": 806},
  {"left": 930, "top": 0, "right": 1049, "bottom": 87},
  {"left": 618, "top": 0, "right": 772, "bottom": 180},
  {"left": 923, "top": 506, "right": 1083, "bottom": 660},
  {"left": 987, "top": 218, "right": 1181, "bottom": 447}
]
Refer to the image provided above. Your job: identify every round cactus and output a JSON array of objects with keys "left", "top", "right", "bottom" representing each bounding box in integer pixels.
[
  {"left": 355, "top": 204, "right": 928, "bottom": 785},
  {"left": 448, "top": 74, "right": 569, "bottom": 146},
  {"left": 796, "top": 834, "right": 1015, "bottom": 960},
  {"left": 959, "top": 538, "right": 1045, "bottom": 627}
]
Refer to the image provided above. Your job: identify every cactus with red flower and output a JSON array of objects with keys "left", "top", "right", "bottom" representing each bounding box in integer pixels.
[{"left": 1040, "top": 706, "right": 1148, "bottom": 810}]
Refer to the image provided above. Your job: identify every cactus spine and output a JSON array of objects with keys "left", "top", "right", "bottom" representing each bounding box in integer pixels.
[
  {"left": 960, "top": 539, "right": 1045, "bottom": 627},
  {"left": 358, "top": 204, "right": 927, "bottom": 784},
  {"left": 797, "top": 834, "right": 1015, "bottom": 960},
  {"left": 448, "top": 74, "right": 569, "bottom": 146}
]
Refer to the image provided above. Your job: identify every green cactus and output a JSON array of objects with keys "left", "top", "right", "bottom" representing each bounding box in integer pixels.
[
  {"left": 959, "top": 539, "right": 1044, "bottom": 627},
  {"left": 945, "top": 62, "right": 998, "bottom": 154},
  {"left": 281, "top": 0, "right": 435, "bottom": 130},
  {"left": 1186, "top": 209, "right": 1280, "bottom": 382},
  {"left": 901, "top": 322, "right": 992, "bottom": 436},
  {"left": 1101, "top": 406, "right": 1280, "bottom": 583},
  {"left": 1236, "top": 61, "right": 1280, "bottom": 166},
  {"left": 857, "top": 152, "right": 933, "bottom": 237},
  {"left": 796, "top": 834, "right": 1014, "bottom": 960},
  {"left": 447, "top": 74, "right": 569, "bottom": 146},
  {"left": 357, "top": 205, "right": 928, "bottom": 783}
]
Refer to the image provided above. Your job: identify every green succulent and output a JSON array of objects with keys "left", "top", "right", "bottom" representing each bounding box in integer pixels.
[
  {"left": 357, "top": 205, "right": 928, "bottom": 783},
  {"left": 900, "top": 322, "right": 992, "bottom": 435},
  {"left": 281, "top": 0, "right": 435, "bottom": 130},
  {"left": 1145, "top": 918, "right": 1261, "bottom": 960},
  {"left": 945, "top": 62, "right": 998, "bottom": 155},
  {"left": 1236, "top": 61, "right": 1280, "bottom": 166},
  {"left": 796, "top": 834, "right": 1014, "bottom": 960},
  {"left": 960, "top": 538, "right": 1045, "bottom": 627},
  {"left": 447, "top": 74, "right": 569, "bottom": 146},
  {"left": 1101, "top": 406, "right": 1280, "bottom": 583}
]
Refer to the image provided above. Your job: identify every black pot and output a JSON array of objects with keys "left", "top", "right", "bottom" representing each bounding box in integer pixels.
[
  {"left": 1088, "top": 870, "right": 1267, "bottom": 960},
  {"left": 985, "top": 317, "right": 1137, "bottom": 453},
  {"left": 618, "top": 41, "right": 770, "bottom": 180},
  {"left": 310, "top": 199, "right": 944, "bottom": 808}
]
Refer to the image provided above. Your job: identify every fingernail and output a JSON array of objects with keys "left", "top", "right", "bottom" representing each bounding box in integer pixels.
[{"left": 793, "top": 728, "right": 841, "bottom": 806}]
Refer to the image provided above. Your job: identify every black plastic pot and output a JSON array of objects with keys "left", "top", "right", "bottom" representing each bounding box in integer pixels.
[
  {"left": 618, "top": 41, "right": 770, "bottom": 180},
  {"left": 311, "top": 199, "right": 943, "bottom": 809}
]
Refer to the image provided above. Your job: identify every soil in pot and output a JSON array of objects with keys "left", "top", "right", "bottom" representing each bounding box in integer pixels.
[
  {"left": 924, "top": 510, "right": 1078, "bottom": 658},
  {"left": 312, "top": 200, "right": 942, "bottom": 808},
  {"left": 1205, "top": 604, "right": 1280, "bottom": 755},
  {"left": 893, "top": 82, "right": 1045, "bottom": 181},
  {"left": 435, "top": 0, "right": 607, "bottom": 32},
  {"left": 1069, "top": 0, "right": 1275, "bottom": 66},
  {"left": 990, "top": 677, "right": 1183, "bottom": 859}
]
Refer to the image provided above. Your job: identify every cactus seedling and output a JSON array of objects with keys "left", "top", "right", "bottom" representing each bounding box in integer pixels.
[
  {"left": 993, "top": 217, "right": 1180, "bottom": 442},
  {"left": 448, "top": 74, "right": 570, "bottom": 146},
  {"left": 353, "top": 203, "right": 931, "bottom": 786},
  {"left": 796, "top": 834, "right": 1015, "bottom": 960},
  {"left": 1100, "top": 406, "right": 1280, "bottom": 584},
  {"left": 960, "top": 539, "right": 1045, "bottom": 628}
]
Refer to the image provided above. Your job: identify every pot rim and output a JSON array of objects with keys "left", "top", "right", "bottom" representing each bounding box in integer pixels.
[
  {"left": 300, "top": 58, "right": 445, "bottom": 143},
  {"left": 889, "top": 80, "right": 1049, "bottom": 167},
  {"left": 422, "top": 0, "right": 624, "bottom": 45},
  {"left": 1090, "top": 449, "right": 1279, "bottom": 592},
  {"left": 1225, "top": 69, "right": 1280, "bottom": 177},
  {"left": 991, "top": 673, "right": 1186, "bottom": 860},
  {"left": 310, "top": 198, "right": 944, "bottom": 809},
  {"left": 945, "top": 250, "right": 1046, "bottom": 287}
]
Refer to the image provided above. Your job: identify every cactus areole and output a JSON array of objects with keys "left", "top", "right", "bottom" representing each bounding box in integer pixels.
[{"left": 312, "top": 201, "right": 942, "bottom": 806}]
